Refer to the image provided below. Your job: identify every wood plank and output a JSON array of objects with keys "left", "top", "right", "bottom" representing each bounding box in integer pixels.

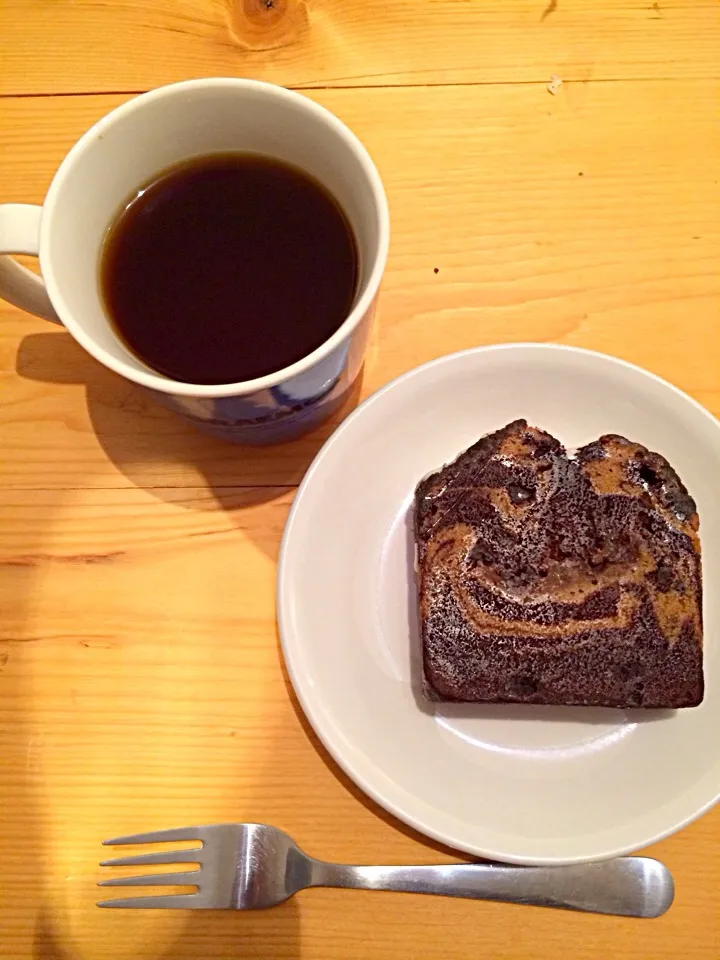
[
  {"left": 3, "top": 6, "right": 719, "bottom": 957},
  {"left": 0, "top": 0, "right": 719, "bottom": 94},
  {"left": 0, "top": 485, "right": 718, "bottom": 958},
  {"left": 0, "top": 82, "right": 718, "bottom": 489}
]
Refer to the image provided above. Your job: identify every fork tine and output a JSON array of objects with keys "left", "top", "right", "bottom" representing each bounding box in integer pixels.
[
  {"left": 97, "top": 894, "right": 202, "bottom": 909},
  {"left": 102, "top": 827, "right": 200, "bottom": 846},
  {"left": 100, "top": 848, "right": 202, "bottom": 868},
  {"left": 98, "top": 871, "right": 200, "bottom": 888}
]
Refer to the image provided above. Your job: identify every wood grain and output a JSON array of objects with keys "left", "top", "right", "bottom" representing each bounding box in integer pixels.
[
  {"left": 2, "top": 1, "right": 720, "bottom": 955},
  {"left": 1, "top": 82, "right": 718, "bottom": 489},
  {"left": 1, "top": 487, "right": 719, "bottom": 958},
  {"left": 0, "top": 0, "right": 719, "bottom": 95}
]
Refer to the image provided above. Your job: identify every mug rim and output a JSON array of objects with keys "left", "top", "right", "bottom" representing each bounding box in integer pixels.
[{"left": 40, "top": 78, "right": 390, "bottom": 399}]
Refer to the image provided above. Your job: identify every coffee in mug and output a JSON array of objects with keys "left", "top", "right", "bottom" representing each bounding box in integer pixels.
[{"left": 100, "top": 153, "right": 359, "bottom": 386}]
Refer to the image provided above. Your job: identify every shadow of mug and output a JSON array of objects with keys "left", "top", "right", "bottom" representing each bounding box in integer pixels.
[{"left": 16, "top": 328, "right": 366, "bottom": 518}]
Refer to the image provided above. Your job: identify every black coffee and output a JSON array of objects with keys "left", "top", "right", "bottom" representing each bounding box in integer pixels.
[{"left": 100, "top": 154, "right": 358, "bottom": 385}]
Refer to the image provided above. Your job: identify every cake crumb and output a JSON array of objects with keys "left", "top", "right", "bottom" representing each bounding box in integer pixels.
[{"left": 547, "top": 74, "right": 563, "bottom": 95}]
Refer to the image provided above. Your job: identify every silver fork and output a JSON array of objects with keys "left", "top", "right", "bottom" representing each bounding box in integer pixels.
[{"left": 98, "top": 823, "right": 673, "bottom": 917}]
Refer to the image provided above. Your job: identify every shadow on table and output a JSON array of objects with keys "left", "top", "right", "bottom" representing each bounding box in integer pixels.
[
  {"left": 0, "top": 541, "right": 56, "bottom": 952},
  {"left": 16, "top": 328, "right": 363, "bottom": 500},
  {"left": 17, "top": 325, "right": 399, "bottom": 960},
  {"left": 32, "top": 901, "right": 302, "bottom": 960},
  {"left": 157, "top": 903, "right": 301, "bottom": 960},
  {"left": 33, "top": 909, "right": 75, "bottom": 960},
  {"left": 14, "top": 329, "right": 312, "bottom": 960},
  {"left": 1, "top": 689, "right": 51, "bottom": 953}
]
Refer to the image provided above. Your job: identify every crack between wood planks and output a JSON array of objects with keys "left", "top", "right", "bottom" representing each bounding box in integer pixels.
[{"left": 1, "top": 74, "right": 719, "bottom": 100}]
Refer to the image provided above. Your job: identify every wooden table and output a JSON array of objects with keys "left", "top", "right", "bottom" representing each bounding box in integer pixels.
[{"left": 1, "top": 2, "right": 719, "bottom": 957}]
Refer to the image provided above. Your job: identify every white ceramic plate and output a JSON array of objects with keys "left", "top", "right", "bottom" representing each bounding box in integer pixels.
[{"left": 278, "top": 345, "right": 720, "bottom": 864}]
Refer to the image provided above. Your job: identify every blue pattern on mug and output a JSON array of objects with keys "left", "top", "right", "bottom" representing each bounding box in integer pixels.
[{"left": 154, "top": 334, "right": 364, "bottom": 444}]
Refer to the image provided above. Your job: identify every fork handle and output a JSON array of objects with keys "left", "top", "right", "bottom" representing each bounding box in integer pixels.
[{"left": 312, "top": 857, "right": 672, "bottom": 918}]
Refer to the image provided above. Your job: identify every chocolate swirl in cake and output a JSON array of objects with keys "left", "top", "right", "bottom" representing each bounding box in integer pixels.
[{"left": 414, "top": 420, "right": 703, "bottom": 708}]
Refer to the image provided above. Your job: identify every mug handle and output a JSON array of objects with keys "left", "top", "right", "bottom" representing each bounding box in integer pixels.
[{"left": 0, "top": 204, "right": 61, "bottom": 324}]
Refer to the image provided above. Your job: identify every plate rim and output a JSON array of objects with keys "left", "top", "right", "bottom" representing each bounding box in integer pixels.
[{"left": 277, "top": 342, "right": 720, "bottom": 864}]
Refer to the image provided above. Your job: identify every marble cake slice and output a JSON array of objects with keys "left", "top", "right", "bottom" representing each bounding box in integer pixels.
[{"left": 414, "top": 420, "right": 703, "bottom": 708}]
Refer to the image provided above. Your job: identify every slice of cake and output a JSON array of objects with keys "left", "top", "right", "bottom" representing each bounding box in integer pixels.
[{"left": 414, "top": 420, "right": 703, "bottom": 708}]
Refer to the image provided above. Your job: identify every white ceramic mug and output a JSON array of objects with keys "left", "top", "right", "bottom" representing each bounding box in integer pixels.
[{"left": 0, "top": 79, "right": 389, "bottom": 443}]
